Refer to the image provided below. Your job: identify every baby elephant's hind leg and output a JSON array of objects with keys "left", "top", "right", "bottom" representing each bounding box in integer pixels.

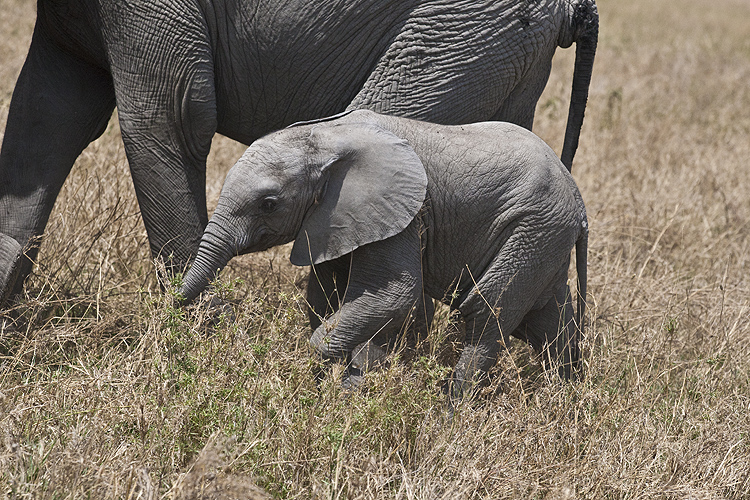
[
  {"left": 514, "top": 281, "right": 581, "bottom": 380},
  {"left": 450, "top": 227, "right": 578, "bottom": 400}
]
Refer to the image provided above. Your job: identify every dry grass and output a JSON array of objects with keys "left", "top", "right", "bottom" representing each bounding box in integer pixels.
[{"left": 2, "top": 0, "right": 750, "bottom": 497}]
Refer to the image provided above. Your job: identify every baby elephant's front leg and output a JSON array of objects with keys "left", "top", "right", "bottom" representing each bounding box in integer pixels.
[
  {"left": 308, "top": 222, "right": 423, "bottom": 388},
  {"left": 310, "top": 316, "right": 392, "bottom": 389}
]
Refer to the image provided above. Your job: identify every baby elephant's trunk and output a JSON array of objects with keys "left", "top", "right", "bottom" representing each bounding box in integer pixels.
[{"left": 179, "top": 221, "right": 236, "bottom": 304}]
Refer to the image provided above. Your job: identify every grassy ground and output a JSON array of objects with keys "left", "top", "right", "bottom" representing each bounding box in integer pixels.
[{"left": 2, "top": 0, "right": 750, "bottom": 498}]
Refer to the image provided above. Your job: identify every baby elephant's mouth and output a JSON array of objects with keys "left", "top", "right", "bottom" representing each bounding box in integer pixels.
[{"left": 237, "top": 228, "right": 287, "bottom": 256}]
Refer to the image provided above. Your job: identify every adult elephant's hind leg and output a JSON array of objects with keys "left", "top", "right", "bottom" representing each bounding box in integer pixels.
[{"left": 489, "top": 56, "right": 553, "bottom": 130}]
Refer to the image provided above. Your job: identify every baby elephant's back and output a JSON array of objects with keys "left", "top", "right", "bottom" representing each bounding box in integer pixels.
[
  {"left": 431, "top": 121, "right": 577, "bottom": 203},
  {"left": 412, "top": 120, "right": 585, "bottom": 295},
  {"left": 419, "top": 121, "right": 583, "bottom": 228}
]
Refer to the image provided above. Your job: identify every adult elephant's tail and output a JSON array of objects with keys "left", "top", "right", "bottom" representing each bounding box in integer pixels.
[{"left": 561, "top": 0, "right": 599, "bottom": 172}]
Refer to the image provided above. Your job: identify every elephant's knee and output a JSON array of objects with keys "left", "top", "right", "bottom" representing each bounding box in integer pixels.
[{"left": 309, "top": 320, "right": 348, "bottom": 361}]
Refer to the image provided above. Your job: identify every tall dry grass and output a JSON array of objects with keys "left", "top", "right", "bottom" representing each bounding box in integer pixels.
[{"left": 1, "top": 0, "right": 750, "bottom": 498}]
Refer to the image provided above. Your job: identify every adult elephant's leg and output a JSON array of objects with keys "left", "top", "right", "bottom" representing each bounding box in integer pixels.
[
  {"left": 0, "top": 29, "right": 115, "bottom": 305},
  {"left": 106, "top": 9, "right": 217, "bottom": 276},
  {"left": 489, "top": 48, "right": 556, "bottom": 130}
]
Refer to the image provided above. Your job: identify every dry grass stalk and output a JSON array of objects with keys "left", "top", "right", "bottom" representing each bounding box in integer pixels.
[{"left": 171, "top": 437, "right": 271, "bottom": 500}]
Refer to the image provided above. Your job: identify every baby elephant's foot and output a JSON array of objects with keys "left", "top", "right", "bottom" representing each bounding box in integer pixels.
[
  {"left": 444, "top": 343, "right": 497, "bottom": 404},
  {"left": 340, "top": 341, "right": 390, "bottom": 391},
  {"left": 351, "top": 340, "right": 389, "bottom": 371},
  {"left": 341, "top": 366, "right": 365, "bottom": 391},
  {"left": 443, "top": 373, "right": 488, "bottom": 405}
]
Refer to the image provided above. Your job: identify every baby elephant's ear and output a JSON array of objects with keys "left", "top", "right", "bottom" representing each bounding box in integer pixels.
[{"left": 290, "top": 122, "right": 427, "bottom": 267}]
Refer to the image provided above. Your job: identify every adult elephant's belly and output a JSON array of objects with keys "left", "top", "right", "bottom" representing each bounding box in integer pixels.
[
  {"left": 208, "top": 0, "right": 559, "bottom": 144},
  {"left": 210, "top": 0, "right": 416, "bottom": 145}
]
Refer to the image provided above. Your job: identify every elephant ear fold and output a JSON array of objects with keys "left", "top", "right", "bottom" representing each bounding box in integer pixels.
[{"left": 290, "top": 122, "right": 427, "bottom": 267}]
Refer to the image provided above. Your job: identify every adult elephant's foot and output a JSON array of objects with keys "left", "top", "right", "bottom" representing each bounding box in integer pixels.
[{"left": 0, "top": 233, "right": 24, "bottom": 307}]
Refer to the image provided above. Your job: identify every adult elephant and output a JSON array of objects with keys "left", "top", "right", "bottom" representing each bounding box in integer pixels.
[{"left": 0, "top": 0, "right": 598, "bottom": 305}]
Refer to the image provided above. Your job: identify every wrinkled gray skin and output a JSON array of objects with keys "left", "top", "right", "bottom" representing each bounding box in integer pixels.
[
  {"left": 0, "top": 0, "right": 597, "bottom": 306},
  {"left": 180, "top": 110, "right": 588, "bottom": 399}
]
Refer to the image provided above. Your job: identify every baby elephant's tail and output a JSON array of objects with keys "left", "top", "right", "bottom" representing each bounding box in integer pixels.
[{"left": 575, "top": 218, "right": 588, "bottom": 336}]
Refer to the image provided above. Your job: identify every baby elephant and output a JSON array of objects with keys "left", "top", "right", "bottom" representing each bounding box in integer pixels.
[{"left": 180, "top": 110, "right": 588, "bottom": 399}]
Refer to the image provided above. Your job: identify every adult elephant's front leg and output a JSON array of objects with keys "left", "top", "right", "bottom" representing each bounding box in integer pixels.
[
  {"left": 0, "top": 29, "right": 115, "bottom": 305},
  {"left": 120, "top": 119, "right": 214, "bottom": 275},
  {"left": 105, "top": 8, "right": 218, "bottom": 276}
]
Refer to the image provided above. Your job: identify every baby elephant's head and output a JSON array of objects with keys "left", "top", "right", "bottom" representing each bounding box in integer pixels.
[{"left": 179, "top": 118, "right": 427, "bottom": 304}]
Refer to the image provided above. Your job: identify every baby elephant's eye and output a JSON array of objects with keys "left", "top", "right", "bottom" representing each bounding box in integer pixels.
[{"left": 260, "top": 196, "right": 278, "bottom": 213}]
